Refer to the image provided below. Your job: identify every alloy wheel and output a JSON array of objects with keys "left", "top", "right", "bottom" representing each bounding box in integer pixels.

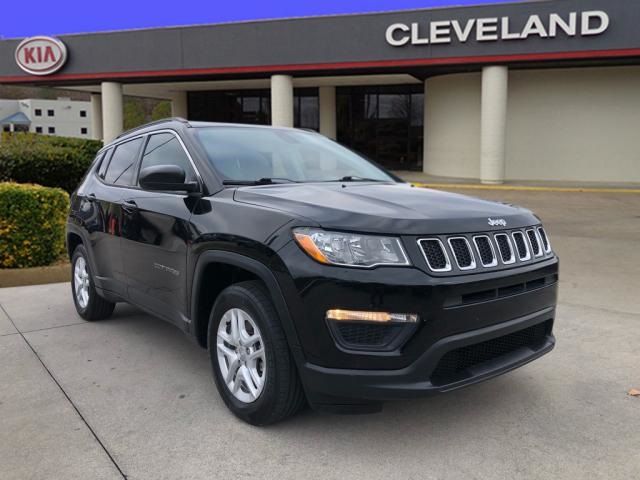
[{"left": 216, "top": 308, "right": 267, "bottom": 403}]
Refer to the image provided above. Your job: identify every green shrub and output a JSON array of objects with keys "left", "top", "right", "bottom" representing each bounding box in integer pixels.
[
  {"left": 0, "top": 182, "right": 69, "bottom": 268},
  {"left": 0, "top": 132, "right": 102, "bottom": 193}
]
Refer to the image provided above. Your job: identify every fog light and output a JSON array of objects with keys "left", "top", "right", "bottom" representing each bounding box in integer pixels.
[{"left": 326, "top": 309, "right": 418, "bottom": 324}]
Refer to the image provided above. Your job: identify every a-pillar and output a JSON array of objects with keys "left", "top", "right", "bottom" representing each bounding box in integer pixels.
[
  {"left": 101, "top": 82, "right": 123, "bottom": 143},
  {"left": 480, "top": 66, "right": 509, "bottom": 184}
]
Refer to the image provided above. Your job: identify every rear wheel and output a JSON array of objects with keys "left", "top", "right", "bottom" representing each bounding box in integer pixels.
[
  {"left": 71, "top": 245, "right": 115, "bottom": 321},
  {"left": 207, "top": 281, "right": 305, "bottom": 425}
]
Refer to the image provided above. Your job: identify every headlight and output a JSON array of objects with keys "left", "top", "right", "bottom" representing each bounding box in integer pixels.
[{"left": 293, "top": 228, "right": 410, "bottom": 268}]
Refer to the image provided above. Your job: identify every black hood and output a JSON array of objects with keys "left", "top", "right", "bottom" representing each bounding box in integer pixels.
[{"left": 233, "top": 182, "right": 539, "bottom": 235}]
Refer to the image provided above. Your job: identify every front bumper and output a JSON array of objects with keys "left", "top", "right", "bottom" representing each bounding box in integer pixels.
[
  {"left": 301, "top": 307, "right": 555, "bottom": 404},
  {"left": 273, "top": 240, "right": 558, "bottom": 408}
]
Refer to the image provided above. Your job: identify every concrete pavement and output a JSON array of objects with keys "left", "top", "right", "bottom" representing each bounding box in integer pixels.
[{"left": 1, "top": 190, "right": 639, "bottom": 479}]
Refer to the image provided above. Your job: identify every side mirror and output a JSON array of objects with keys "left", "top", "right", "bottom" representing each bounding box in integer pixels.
[{"left": 139, "top": 165, "right": 199, "bottom": 193}]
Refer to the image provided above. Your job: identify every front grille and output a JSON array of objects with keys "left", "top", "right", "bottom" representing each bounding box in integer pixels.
[
  {"left": 419, "top": 239, "right": 451, "bottom": 271},
  {"left": 448, "top": 238, "right": 475, "bottom": 269},
  {"left": 512, "top": 231, "right": 531, "bottom": 260},
  {"left": 527, "top": 229, "right": 542, "bottom": 257},
  {"left": 418, "top": 226, "right": 553, "bottom": 274},
  {"left": 473, "top": 236, "right": 497, "bottom": 267},
  {"left": 431, "top": 320, "right": 551, "bottom": 386}
]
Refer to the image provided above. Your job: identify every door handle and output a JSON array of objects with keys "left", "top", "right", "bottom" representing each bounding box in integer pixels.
[{"left": 121, "top": 199, "right": 138, "bottom": 212}]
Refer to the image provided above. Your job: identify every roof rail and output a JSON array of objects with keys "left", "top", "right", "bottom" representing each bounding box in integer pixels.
[{"left": 115, "top": 117, "right": 190, "bottom": 139}]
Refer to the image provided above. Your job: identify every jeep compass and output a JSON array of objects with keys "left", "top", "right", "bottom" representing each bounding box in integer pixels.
[{"left": 67, "top": 118, "right": 558, "bottom": 425}]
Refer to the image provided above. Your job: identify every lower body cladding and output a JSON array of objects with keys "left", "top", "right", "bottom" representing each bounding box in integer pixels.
[{"left": 278, "top": 244, "right": 559, "bottom": 412}]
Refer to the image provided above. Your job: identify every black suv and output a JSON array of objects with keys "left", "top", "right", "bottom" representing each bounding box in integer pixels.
[{"left": 67, "top": 118, "right": 558, "bottom": 425}]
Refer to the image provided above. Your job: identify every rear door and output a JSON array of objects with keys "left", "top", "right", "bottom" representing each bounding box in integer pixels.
[
  {"left": 86, "top": 137, "right": 144, "bottom": 296},
  {"left": 120, "top": 131, "right": 201, "bottom": 326}
]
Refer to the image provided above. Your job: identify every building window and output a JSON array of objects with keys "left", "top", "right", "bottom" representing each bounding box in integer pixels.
[
  {"left": 35, "top": 126, "right": 43, "bottom": 133},
  {"left": 47, "top": 109, "right": 55, "bottom": 117},
  {"left": 34, "top": 109, "right": 42, "bottom": 117},
  {"left": 81, "top": 127, "right": 88, "bottom": 135},
  {"left": 48, "top": 127, "right": 56, "bottom": 134},
  {"left": 337, "top": 85, "right": 424, "bottom": 171},
  {"left": 80, "top": 110, "right": 87, "bottom": 118}
]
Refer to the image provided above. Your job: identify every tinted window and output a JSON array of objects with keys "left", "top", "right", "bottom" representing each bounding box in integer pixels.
[
  {"left": 139, "top": 133, "right": 196, "bottom": 184},
  {"left": 97, "top": 150, "right": 111, "bottom": 178},
  {"left": 104, "top": 138, "right": 143, "bottom": 186}
]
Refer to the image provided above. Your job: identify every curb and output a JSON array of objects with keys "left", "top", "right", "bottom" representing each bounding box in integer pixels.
[
  {"left": 412, "top": 182, "right": 640, "bottom": 194},
  {"left": 0, "top": 263, "right": 70, "bottom": 288}
]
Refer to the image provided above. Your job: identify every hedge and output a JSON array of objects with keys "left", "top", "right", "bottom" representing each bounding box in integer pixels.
[
  {"left": 0, "top": 182, "right": 69, "bottom": 268},
  {"left": 0, "top": 132, "right": 102, "bottom": 193}
]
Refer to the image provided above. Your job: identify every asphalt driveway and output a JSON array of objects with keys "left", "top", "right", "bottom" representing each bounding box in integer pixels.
[{"left": 1, "top": 189, "right": 638, "bottom": 480}]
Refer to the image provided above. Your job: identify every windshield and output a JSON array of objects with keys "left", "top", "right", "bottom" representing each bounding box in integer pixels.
[{"left": 194, "top": 126, "right": 395, "bottom": 184}]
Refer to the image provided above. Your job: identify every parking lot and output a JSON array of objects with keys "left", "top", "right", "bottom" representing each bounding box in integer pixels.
[{"left": 1, "top": 188, "right": 638, "bottom": 480}]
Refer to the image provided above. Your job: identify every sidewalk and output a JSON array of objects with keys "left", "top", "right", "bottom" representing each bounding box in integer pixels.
[{"left": 393, "top": 170, "right": 640, "bottom": 193}]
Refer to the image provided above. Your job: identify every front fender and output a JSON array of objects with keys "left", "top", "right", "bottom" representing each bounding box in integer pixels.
[{"left": 190, "top": 250, "right": 304, "bottom": 363}]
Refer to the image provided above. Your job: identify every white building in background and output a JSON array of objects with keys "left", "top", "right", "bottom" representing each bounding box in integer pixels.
[{"left": 0, "top": 97, "right": 92, "bottom": 139}]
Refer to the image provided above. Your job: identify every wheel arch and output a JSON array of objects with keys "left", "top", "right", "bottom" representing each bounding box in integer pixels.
[{"left": 190, "top": 251, "right": 303, "bottom": 358}]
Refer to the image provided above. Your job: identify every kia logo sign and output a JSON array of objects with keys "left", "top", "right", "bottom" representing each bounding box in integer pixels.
[{"left": 15, "top": 36, "right": 67, "bottom": 76}]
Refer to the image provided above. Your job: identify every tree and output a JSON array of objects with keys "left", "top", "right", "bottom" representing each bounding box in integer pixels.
[
  {"left": 123, "top": 99, "right": 146, "bottom": 130},
  {"left": 151, "top": 101, "right": 171, "bottom": 121}
]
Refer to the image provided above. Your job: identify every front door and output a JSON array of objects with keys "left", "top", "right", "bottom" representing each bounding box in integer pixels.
[{"left": 120, "top": 131, "right": 200, "bottom": 326}]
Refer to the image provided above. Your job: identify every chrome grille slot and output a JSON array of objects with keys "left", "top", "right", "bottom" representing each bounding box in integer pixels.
[
  {"left": 418, "top": 239, "right": 451, "bottom": 272},
  {"left": 448, "top": 237, "right": 476, "bottom": 270},
  {"left": 494, "top": 233, "right": 515, "bottom": 264},
  {"left": 537, "top": 227, "right": 551, "bottom": 253},
  {"left": 512, "top": 231, "right": 531, "bottom": 261},
  {"left": 473, "top": 235, "right": 497, "bottom": 267},
  {"left": 526, "top": 229, "right": 543, "bottom": 257}
]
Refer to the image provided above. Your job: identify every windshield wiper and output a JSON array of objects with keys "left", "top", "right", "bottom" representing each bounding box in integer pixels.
[
  {"left": 327, "top": 176, "right": 386, "bottom": 182},
  {"left": 222, "top": 177, "right": 300, "bottom": 186}
]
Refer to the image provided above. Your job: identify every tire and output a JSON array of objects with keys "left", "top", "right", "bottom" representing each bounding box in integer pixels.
[
  {"left": 207, "top": 280, "right": 306, "bottom": 425},
  {"left": 71, "top": 245, "right": 115, "bottom": 321}
]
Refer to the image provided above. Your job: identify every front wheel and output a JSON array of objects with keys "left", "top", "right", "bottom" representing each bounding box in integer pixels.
[
  {"left": 71, "top": 245, "right": 115, "bottom": 321},
  {"left": 207, "top": 281, "right": 305, "bottom": 425}
]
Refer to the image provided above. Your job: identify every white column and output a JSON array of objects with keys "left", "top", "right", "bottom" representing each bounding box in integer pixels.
[
  {"left": 318, "top": 86, "right": 337, "bottom": 139},
  {"left": 422, "top": 79, "right": 428, "bottom": 174},
  {"left": 480, "top": 66, "right": 509, "bottom": 184},
  {"left": 171, "top": 91, "right": 188, "bottom": 118},
  {"left": 270, "top": 75, "right": 294, "bottom": 127},
  {"left": 101, "top": 82, "right": 123, "bottom": 143},
  {"left": 90, "top": 93, "right": 103, "bottom": 140}
]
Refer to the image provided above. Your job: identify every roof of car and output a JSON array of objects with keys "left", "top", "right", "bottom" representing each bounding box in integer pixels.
[{"left": 113, "top": 118, "right": 308, "bottom": 144}]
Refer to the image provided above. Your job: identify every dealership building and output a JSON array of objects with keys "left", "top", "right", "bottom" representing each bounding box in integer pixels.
[{"left": 0, "top": 0, "right": 638, "bottom": 184}]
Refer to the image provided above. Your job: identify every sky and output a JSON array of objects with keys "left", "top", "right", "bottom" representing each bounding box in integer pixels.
[{"left": 0, "top": 0, "right": 525, "bottom": 38}]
